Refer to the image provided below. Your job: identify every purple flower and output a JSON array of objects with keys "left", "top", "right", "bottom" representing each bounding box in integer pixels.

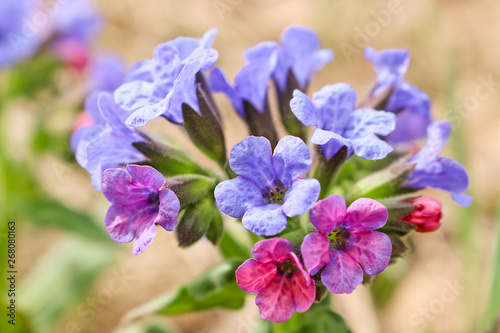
[
  {"left": 72, "top": 92, "right": 147, "bottom": 190},
  {"left": 364, "top": 47, "right": 432, "bottom": 144},
  {"left": 86, "top": 52, "right": 126, "bottom": 93},
  {"left": 301, "top": 195, "right": 392, "bottom": 294},
  {"left": 209, "top": 53, "right": 277, "bottom": 117},
  {"left": 236, "top": 238, "right": 315, "bottom": 322},
  {"left": 214, "top": 136, "right": 320, "bottom": 236},
  {"left": 246, "top": 26, "right": 333, "bottom": 93},
  {"left": 290, "top": 83, "right": 396, "bottom": 160},
  {"left": 115, "top": 29, "right": 218, "bottom": 126},
  {"left": 405, "top": 121, "right": 472, "bottom": 207},
  {"left": 102, "top": 164, "right": 180, "bottom": 255},
  {"left": 0, "top": 0, "right": 42, "bottom": 67}
]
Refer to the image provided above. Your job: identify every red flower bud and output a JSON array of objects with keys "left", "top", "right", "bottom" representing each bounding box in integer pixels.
[{"left": 400, "top": 197, "right": 442, "bottom": 232}]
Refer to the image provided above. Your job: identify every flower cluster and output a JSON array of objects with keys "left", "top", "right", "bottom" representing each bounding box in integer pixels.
[{"left": 70, "top": 26, "right": 470, "bottom": 323}]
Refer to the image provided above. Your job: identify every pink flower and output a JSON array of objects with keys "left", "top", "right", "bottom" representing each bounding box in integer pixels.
[
  {"left": 301, "top": 195, "right": 391, "bottom": 294},
  {"left": 236, "top": 238, "right": 315, "bottom": 322},
  {"left": 400, "top": 197, "right": 442, "bottom": 232}
]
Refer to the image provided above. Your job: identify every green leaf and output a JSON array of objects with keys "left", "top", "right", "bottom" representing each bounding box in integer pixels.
[
  {"left": 258, "top": 303, "right": 352, "bottom": 333},
  {"left": 121, "top": 260, "right": 245, "bottom": 324},
  {"left": 19, "top": 238, "right": 117, "bottom": 332},
  {"left": 243, "top": 99, "right": 279, "bottom": 148},
  {"left": 15, "top": 197, "right": 111, "bottom": 243},
  {"left": 348, "top": 160, "right": 417, "bottom": 201}
]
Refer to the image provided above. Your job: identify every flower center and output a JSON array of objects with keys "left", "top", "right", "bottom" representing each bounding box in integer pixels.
[
  {"left": 276, "top": 259, "right": 298, "bottom": 277},
  {"left": 327, "top": 226, "right": 350, "bottom": 251},
  {"left": 264, "top": 181, "right": 288, "bottom": 205},
  {"left": 146, "top": 191, "right": 160, "bottom": 205}
]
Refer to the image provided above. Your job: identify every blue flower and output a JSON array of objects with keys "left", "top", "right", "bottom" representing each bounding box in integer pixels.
[
  {"left": 73, "top": 92, "right": 147, "bottom": 190},
  {"left": 115, "top": 29, "right": 218, "bottom": 126},
  {"left": 0, "top": 0, "right": 42, "bottom": 67},
  {"left": 364, "top": 47, "right": 432, "bottom": 144},
  {"left": 209, "top": 53, "right": 278, "bottom": 117},
  {"left": 246, "top": 26, "right": 333, "bottom": 93},
  {"left": 290, "top": 83, "right": 396, "bottom": 160},
  {"left": 405, "top": 121, "right": 471, "bottom": 207},
  {"left": 214, "top": 136, "right": 320, "bottom": 236}
]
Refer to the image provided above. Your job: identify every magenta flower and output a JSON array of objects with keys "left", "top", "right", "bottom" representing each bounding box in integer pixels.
[
  {"left": 102, "top": 165, "right": 180, "bottom": 255},
  {"left": 301, "top": 195, "right": 391, "bottom": 294},
  {"left": 236, "top": 238, "right": 315, "bottom": 322}
]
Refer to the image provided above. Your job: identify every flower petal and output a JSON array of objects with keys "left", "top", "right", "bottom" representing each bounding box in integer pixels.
[
  {"left": 125, "top": 165, "right": 165, "bottom": 190},
  {"left": 114, "top": 80, "right": 164, "bottom": 114},
  {"left": 351, "top": 134, "right": 394, "bottom": 160},
  {"left": 451, "top": 192, "right": 472, "bottom": 207},
  {"left": 252, "top": 238, "right": 291, "bottom": 263},
  {"left": 229, "top": 136, "right": 276, "bottom": 189},
  {"left": 312, "top": 83, "right": 356, "bottom": 133},
  {"left": 301, "top": 232, "right": 331, "bottom": 275},
  {"left": 132, "top": 222, "right": 157, "bottom": 255},
  {"left": 236, "top": 259, "right": 277, "bottom": 294},
  {"left": 311, "top": 128, "right": 351, "bottom": 159},
  {"left": 345, "top": 108, "right": 396, "bottom": 138},
  {"left": 104, "top": 203, "right": 157, "bottom": 244},
  {"left": 364, "top": 47, "right": 410, "bottom": 97},
  {"left": 214, "top": 177, "right": 265, "bottom": 218},
  {"left": 309, "top": 195, "right": 347, "bottom": 234},
  {"left": 406, "top": 157, "right": 469, "bottom": 193},
  {"left": 343, "top": 198, "right": 388, "bottom": 233},
  {"left": 290, "top": 267, "right": 316, "bottom": 312},
  {"left": 102, "top": 167, "right": 151, "bottom": 205},
  {"left": 282, "top": 178, "right": 320, "bottom": 217},
  {"left": 345, "top": 231, "right": 392, "bottom": 276},
  {"left": 209, "top": 67, "right": 245, "bottom": 118},
  {"left": 289, "top": 89, "right": 318, "bottom": 127},
  {"left": 410, "top": 121, "right": 451, "bottom": 166},
  {"left": 321, "top": 250, "right": 363, "bottom": 294},
  {"left": 255, "top": 275, "right": 295, "bottom": 323},
  {"left": 273, "top": 136, "right": 313, "bottom": 186},
  {"left": 154, "top": 188, "right": 180, "bottom": 231},
  {"left": 242, "top": 204, "right": 288, "bottom": 236}
]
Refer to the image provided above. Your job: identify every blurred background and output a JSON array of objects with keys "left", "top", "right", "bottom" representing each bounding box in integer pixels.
[{"left": 1, "top": 0, "right": 499, "bottom": 332}]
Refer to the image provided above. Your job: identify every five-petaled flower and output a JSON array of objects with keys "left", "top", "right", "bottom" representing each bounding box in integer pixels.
[
  {"left": 301, "top": 195, "right": 392, "bottom": 294},
  {"left": 102, "top": 164, "right": 180, "bottom": 255},
  {"left": 214, "top": 135, "right": 320, "bottom": 236},
  {"left": 290, "top": 83, "right": 396, "bottom": 160},
  {"left": 236, "top": 238, "right": 315, "bottom": 322}
]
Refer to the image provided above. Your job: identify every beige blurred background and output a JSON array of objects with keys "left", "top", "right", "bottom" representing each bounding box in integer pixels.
[{"left": 17, "top": 0, "right": 500, "bottom": 332}]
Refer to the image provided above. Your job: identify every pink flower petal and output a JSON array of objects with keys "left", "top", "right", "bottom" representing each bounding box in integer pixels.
[
  {"left": 255, "top": 275, "right": 295, "bottom": 322},
  {"left": 104, "top": 203, "right": 157, "bottom": 243},
  {"left": 321, "top": 250, "right": 363, "bottom": 294},
  {"left": 236, "top": 259, "right": 277, "bottom": 294},
  {"left": 252, "top": 238, "right": 291, "bottom": 263},
  {"left": 344, "top": 231, "right": 392, "bottom": 275},
  {"left": 290, "top": 266, "right": 316, "bottom": 313},
  {"left": 301, "top": 233, "right": 331, "bottom": 275},
  {"left": 309, "top": 195, "right": 347, "bottom": 233},
  {"left": 343, "top": 198, "right": 388, "bottom": 233}
]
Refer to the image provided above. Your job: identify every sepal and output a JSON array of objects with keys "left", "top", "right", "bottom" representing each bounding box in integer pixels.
[
  {"left": 182, "top": 73, "right": 227, "bottom": 167},
  {"left": 164, "top": 174, "right": 216, "bottom": 207}
]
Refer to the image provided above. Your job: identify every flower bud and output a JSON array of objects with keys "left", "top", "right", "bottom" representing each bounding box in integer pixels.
[{"left": 400, "top": 197, "right": 442, "bottom": 232}]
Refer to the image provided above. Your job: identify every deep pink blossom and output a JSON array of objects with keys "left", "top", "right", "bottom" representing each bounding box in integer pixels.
[{"left": 236, "top": 238, "right": 315, "bottom": 322}]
